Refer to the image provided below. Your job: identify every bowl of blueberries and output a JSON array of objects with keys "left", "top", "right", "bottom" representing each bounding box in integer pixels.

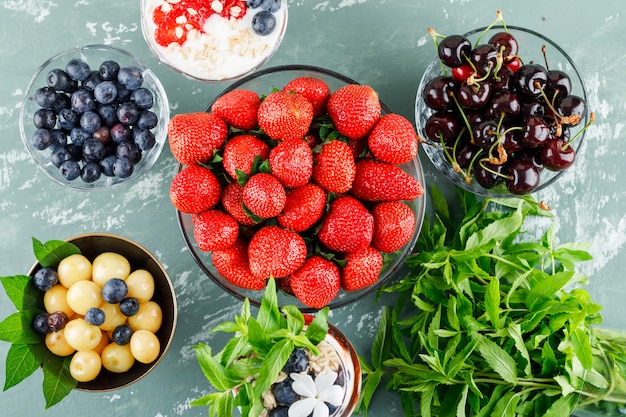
[
  {"left": 19, "top": 44, "right": 170, "bottom": 191},
  {"left": 415, "top": 24, "right": 592, "bottom": 197}
]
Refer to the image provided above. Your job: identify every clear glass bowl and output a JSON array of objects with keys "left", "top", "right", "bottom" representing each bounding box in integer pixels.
[
  {"left": 19, "top": 44, "right": 170, "bottom": 191},
  {"left": 415, "top": 25, "right": 588, "bottom": 197},
  {"left": 27, "top": 233, "right": 177, "bottom": 392},
  {"left": 177, "top": 64, "right": 427, "bottom": 312},
  {"left": 140, "top": 0, "right": 288, "bottom": 82}
]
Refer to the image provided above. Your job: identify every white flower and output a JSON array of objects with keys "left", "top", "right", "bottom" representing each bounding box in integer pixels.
[{"left": 288, "top": 371, "right": 344, "bottom": 417}]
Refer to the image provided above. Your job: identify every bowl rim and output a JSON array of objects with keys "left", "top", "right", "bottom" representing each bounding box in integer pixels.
[
  {"left": 139, "top": 0, "right": 289, "bottom": 83},
  {"left": 176, "top": 64, "right": 427, "bottom": 312},
  {"left": 19, "top": 43, "right": 170, "bottom": 192},
  {"left": 27, "top": 232, "right": 178, "bottom": 392},
  {"left": 415, "top": 24, "right": 589, "bottom": 198}
]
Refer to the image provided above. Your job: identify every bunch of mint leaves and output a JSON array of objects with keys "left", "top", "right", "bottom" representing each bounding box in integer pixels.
[
  {"left": 0, "top": 238, "right": 81, "bottom": 408},
  {"left": 357, "top": 186, "right": 626, "bottom": 417},
  {"left": 191, "top": 277, "right": 331, "bottom": 417}
]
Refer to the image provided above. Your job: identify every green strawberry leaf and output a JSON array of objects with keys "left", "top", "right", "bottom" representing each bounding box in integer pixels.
[{"left": 31, "top": 238, "right": 80, "bottom": 269}]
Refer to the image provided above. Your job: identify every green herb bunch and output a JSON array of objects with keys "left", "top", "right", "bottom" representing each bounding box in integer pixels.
[
  {"left": 358, "top": 187, "right": 626, "bottom": 417},
  {"left": 0, "top": 238, "right": 81, "bottom": 408},
  {"left": 191, "top": 278, "right": 331, "bottom": 417}
]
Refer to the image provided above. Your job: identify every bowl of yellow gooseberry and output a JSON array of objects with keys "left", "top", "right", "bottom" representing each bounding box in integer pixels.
[{"left": 0, "top": 233, "right": 177, "bottom": 407}]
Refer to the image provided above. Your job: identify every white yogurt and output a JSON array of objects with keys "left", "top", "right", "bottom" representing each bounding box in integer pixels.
[{"left": 142, "top": 0, "right": 287, "bottom": 81}]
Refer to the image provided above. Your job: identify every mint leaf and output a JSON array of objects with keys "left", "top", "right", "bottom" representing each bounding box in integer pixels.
[
  {"left": 0, "top": 311, "right": 41, "bottom": 344},
  {"left": 476, "top": 335, "right": 518, "bottom": 384},
  {"left": 371, "top": 307, "right": 391, "bottom": 369},
  {"left": 254, "top": 338, "right": 293, "bottom": 397},
  {"left": 543, "top": 393, "right": 579, "bottom": 417},
  {"left": 32, "top": 238, "right": 80, "bottom": 269},
  {"left": 193, "top": 343, "right": 242, "bottom": 391},
  {"left": 3, "top": 343, "right": 45, "bottom": 390},
  {"left": 304, "top": 307, "right": 329, "bottom": 345},
  {"left": 570, "top": 328, "right": 593, "bottom": 371},
  {"left": 281, "top": 304, "right": 304, "bottom": 336},
  {"left": 42, "top": 352, "right": 76, "bottom": 409},
  {"left": 247, "top": 317, "right": 272, "bottom": 357},
  {"left": 257, "top": 278, "right": 282, "bottom": 333},
  {"left": 0, "top": 275, "right": 43, "bottom": 312},
  {"left": 484, "top": 278, "right": 500, "bottom": 329}
]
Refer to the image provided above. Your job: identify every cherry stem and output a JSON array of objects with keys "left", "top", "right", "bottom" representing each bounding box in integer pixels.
[
  {"left": 428, "top": 27, "right": 448, "bottom": 75},
  {"left": 440, "top": 130, "right": 468, "bottom": 179},
  {"left": 465, "top": 147, "right": 484, "bottom": 184},
  {"left": 541, "top": 45, "right": 551, "bottom": 71},
  {"left": 475, "top": 10, "right": 506, "bottom": 45},
  {"left": 449, "top": 91, "right": 475, "bottom": 143},
  {"left": 479, "top": 158, "right": 509, "bottom": 179},
  {"left": 562, "top": 111, "right": 595, "bottom": 150}
]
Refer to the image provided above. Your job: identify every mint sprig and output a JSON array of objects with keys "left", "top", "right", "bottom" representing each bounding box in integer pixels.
[
  {"left": 191, "top": 278, "right": 330, "bottom": 417},
  {"left": 0, "top": 238, "right": 80, "bottom": 408}
]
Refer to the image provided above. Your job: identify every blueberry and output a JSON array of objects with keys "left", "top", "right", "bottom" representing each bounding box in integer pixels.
[
  {"left": 83, "top": 138, "right": 106, "bottom": 162},
  {"left": 32, "top": 313, "right": 51, "bottom": 335},
  {"left": 70, "top": 89, "right": 95, "bottom": 113},
  {"left": 81, "top": 161, "right": 102, "bottom": 183},
  {"left": 335, "top": 367, "right": 345, "bottom": 387},
  {"left": 130, "top": 88, "right": 154, "bottom": 110},
  {"left": 116, "top": 140, "right": 141, "bottom": 162},
  {"left": 94, "top": 81, "right": 118, "bottom": 104},
  {"left": 115, "top": 82, "right": 132, "bottom": 103},
  {"left": 35, "top": 86, "right": 57, "bottom": 109},
  {"left": 117, "top": 66, "right": 144, "bottom": 91},
  {"left": 50, "top": 145, "right": 73, "bottom": 168},
  {"left": 47, "top": 311, "right": 69, "bottom": 332},
  {"left": 99, "top": 155, "right": 117, "bottom": 177},
  {"left": 58, "top": 108, "right": 79, "bottom": 130},
  {"left": 59, "top": 159, "right": 81, "bottom": 180},
  {"left": 284, "top": 348, "right": 309, "bottom": 374},
  {"left": 102, "top": 278, "right": 128, "bottom": 303},
  {"left": 66, "top": 58, "right": 91, "bottom": 81},
  {"left": 133, "top": 128, "right": 156, "bottom": 151},
  {"left": 31, "top": 128, "right": 53, "bottom": 150},
  {"left": 260, "top": 0, "right": 281, "bottom": 13},
  {"left": 110, "top": 123, "right": 132, "bottom": 143},
  {"left": 269, "top": 407, "right": 289, "bottom": 417},
  {"left": 252, "top": 11, "right": 277, "bottom": 36},
  {"left": 117, "top": 102, "right": 140, "bottom": 125},
  {"left": 47, "top": 68, "right": 77, "bottom": 93},
  {"left": 69, "top": 127, "right": 91, "bottom": 146},
  {"left": 272, "top": 378, "right": 299, "bottom": 406},
  {"left": 50, "top": 129, "right": 67, "bottom": 147},
  {"left": 246, "top": 0, "right": 263, "bottom": 7},
  {"left": 93, "top": 126, "right": 111, "bottom": 143},
  {"left": 97, "top": 103, "right": 119, "bottom": 127},
  {"left": 85, "top": 307, "right": 106, "bottom": 326},
  {"left": 51, "top": 93, "right": 71, "bottom": 113},
  {"left": 112, "top": 324, "right": 133, "bottom": 345},
  {"left": 33, "top": 108, "right": 57, "bottom": 130},
  {"left": 136, "top": 110, "right": 158, "bottom": 131},
  {"left": 119, "top": 297, "right": 140, "bottom": 316},
  {"left": 82, "top": 70, "right": 103, "bottom": 91},
  {"left": 99, "top": 60, "right": 120, "bottom": 81},
  {"left": 66, "top": 143, "right": 83, "bottom": 161},
  {"left": 80, "top": 110, "right": 102, "bottom": 133},
  {"left": 33, "top": 267, "right": 59, "bottom": 291},
  {"left": 113, "top": 155, "right": 135, "bottom": 178}
]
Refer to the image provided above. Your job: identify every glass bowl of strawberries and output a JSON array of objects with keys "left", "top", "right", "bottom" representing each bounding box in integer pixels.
[
  {"left": 172, "top": 65, "right": 426, "bottom": 312},
  {"left": 415, "top": 20, "right": 592, "bottom": 197}
]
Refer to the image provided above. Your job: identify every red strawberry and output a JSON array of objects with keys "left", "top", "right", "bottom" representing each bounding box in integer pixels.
[
  {"left": 289, "top": 256, "right": 340, "bottom": 309},
  {"left": 194, "top": 209, "right": 239, "bottom": 252},
  {"left": 372, "top": 201, "right": 416, "bottom": 252},
  {"left": 311, "top": 140, "right": 356, "bottom": 193},
  {"left": 222, "top": 134, "right": 270, "bottom": 180},
  {"left": 341, "top": 246, "right": 383, "bottom": 291},
  {"left": 282, "top": 77, "right": 331, "bottom": 117},
  {"left": 242, "top": 173, "right": 286, "bottom": 219},
  {"left": 327, "top": 84, "right": 381, "bottom": 139},
  {"left": 211, "top": 89, "right": 261, "bottom": 130},
  {"left": 170, "top": 165, "right": 221, "bottom": 214},
  {"left": 368, "top": 113, "right": 419, "bottom": 165},
  {"left": 212, "top": 238, "right": 266, "bottom": 290},
  {"left": 351, "top": 159, "right": 424, "bottom": 201},
  {"left": 248, "top": 226, "right": 307, "bottom": 279},
  {"left": 221, "top": 182, "right": 258, "bottom": 226},
  {"left": 257, "top": 91, "right": 314, "bottom": 140},
  {"left": 168, "top": 112, "right": 228, "bottom": 165},
  {"left": 318, "top": 195, "right": 373, "bottom": 253},
  {"left": 268, "top": 138, "right": 313, "bottom": 188},
  {"left": 277, "top": 183, "right": 326, "bottom": 232}
]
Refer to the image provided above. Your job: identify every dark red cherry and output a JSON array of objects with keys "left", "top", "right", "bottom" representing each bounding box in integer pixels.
[
  {"left": 521, "top": 115, "right": 550, "bottom": 148},
  {"left": 521, "top": 100, "right": 546, "bottom": 118},
  {"left": 470, "top": 44, "right": 498, "bottom": 76},
  {"left": 557, "top": 95, "right": 587, "bottom": 126},
  {"left": 458, "top": 82, "right": 492, "bottom": 109},
  {"left": 438, "top": 34, "right": 472, "bottom": 68},
  {"left": 466, "top": 111, "right": 486, "bottom": 130},
  {"left": 546, "top": 70, "right": 572, "bottom": 101},
  {"left": 423, "top": 76, "right": 456, "bottom": 111},
  {"left": 540, "top": 139, "right": 576, "bottom": 171},
  {"left": 505, "top": 158, "right": 541, "bottom": 195},
  {"left": 425, "top": 111, "right": 461, "bottom": 144},
  {"left": 490, "top": 66, "right": 514, "bottom": 91},
  {"left": 475, "top": 161, "right": 504, "bottom": 189},
  {"left": 473, "top": 119, "right": 502, "bottom": 150},
  {"left": 514, "top": 64, "right": 548, "bottom": 99},
  {"left": 454, "top": 138, "right": 479, "bottom": 169},
  {"left": 486, "top": 90, "right": 521, "bottom": 120},
  {"left": 502, "top": 129, "right": 523, "bottom": 155},
  {"left": 488, "top": 31, "right": 519, "bottom": 58}
]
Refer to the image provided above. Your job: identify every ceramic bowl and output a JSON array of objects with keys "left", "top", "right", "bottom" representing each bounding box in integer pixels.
[
  {"left": 19, "top": 44, "right": 169, "bottom": 191},
  {"left": 140, "top": 0, "right": 288, "bottom": 82},
  {"left": 27, "top": 233, "right": 177, "bottom": 391},
  {"left": 415, "top": 25, "right": 588, "bottom": 197},
  {"left": 177, "top": 64, "right": 426, "bottom": 312}
]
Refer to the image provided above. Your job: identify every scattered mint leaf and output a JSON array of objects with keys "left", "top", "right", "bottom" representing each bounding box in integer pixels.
[
  {"left": 193, "top": 343, "right": 242, "bottom": 391},
  {"left": 31, "top": 238, "right": 80, "bottom": 269},
  {"left": 253, "top": 338, "right": 293, "bottom": 397}
]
